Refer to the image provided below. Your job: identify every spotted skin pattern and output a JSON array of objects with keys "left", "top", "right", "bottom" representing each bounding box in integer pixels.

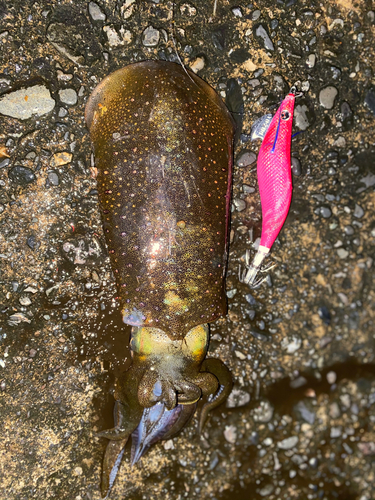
[
  {"left": 86, "top": 62, "right": 235, "bottom": 495},
  {"left": 86, "top": 61, "right": 235, "bottom": 340}
]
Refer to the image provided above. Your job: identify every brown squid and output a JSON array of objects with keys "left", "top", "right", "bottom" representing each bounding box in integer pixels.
[{"left": 85, "top": 60, "right": 235, "bottom": 496}]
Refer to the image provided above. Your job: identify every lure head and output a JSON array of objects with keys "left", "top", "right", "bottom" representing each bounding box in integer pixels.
[{"left": 268, "top": 92, "right": 296, "bottom": 156}]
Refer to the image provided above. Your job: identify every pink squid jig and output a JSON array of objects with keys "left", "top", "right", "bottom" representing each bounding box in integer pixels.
[{"left": 243, "top": 87, "right": 302, "bottom": 286}]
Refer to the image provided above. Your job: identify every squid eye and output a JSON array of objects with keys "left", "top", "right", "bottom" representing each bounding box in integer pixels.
[{"left": 281, "top": 110, "right": 290, "bottom": 121}]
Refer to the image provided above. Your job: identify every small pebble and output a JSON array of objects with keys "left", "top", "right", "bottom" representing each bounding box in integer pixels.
[
  {"left": 234, "top": 350, "right": 246, "bottom": 360},
  {"left": 255, "top": 24, "right": 274, "bottom": 51},
  {"left": 277, "top": 436, "right": 298, "bottom": 450},
  {"left": 326, "top": 151, "right": 339, "bottom": 162},
  {"left": 59, "top": 89, "right": 78, "bottom": 106},
  {"left": 291, "top": 157, "right": 302, "bottom": 176},
  {"left": 273, "top": 75, "right": 284, "bottom": 91},
  {"left": 318, "top": 305, "right": 331, "bottom": 324},
  {"left": 226, "top": 388, "right": 251, "bottom": 408},
  {"left": 248, "top": 78, "right": 260, "bottom": 88},
  {"left": 294, "top": 104, "right": 310, "bottom": 130},
  {"left": 88, "top": 1, "right": 106, "bottom": 21},
  {"left": 330, "top": 426, "right": 342, "bottom": 438},
  {"left": 317, "top": 206, "right": 332, "bottom": 218},
  {"left": 103, "top": 26, "right": 125, "bottom": 46},
  {"left": 306, "top": 54, "right": 316, "bottom": 68},
  {"left": 337, "top": 248, "right": 349, "bottom": 259},
  {"left": 259, "top": 484, "right": 274, "bottom": 496},
  {"left": 163, "top": 439, "right": 174, "bottom": 450},
  {"left": 142, "top": 26, "right": 160, "bottom": 46},
  {"left": 48, "top": 172, "right": 59, "bottom": 186},
  {"left": 344, "top": 225, "right": 354, "bottom": 235},
  {"left": 326, "top": 371, "right": 337, "bottom": 384},
  {"left": 294, "top": 401, "right": 315, "bottom": 424},
  {"left": 289, "top": 376, "right": 307, "bottom": 389},
  {"left": 357, "top": 442, "right": 375, "bottom": 456},
  {"left": 231, "top": 7, "right": 242, "bottom": 17},
  {"left": 343, "top": 443, "right": 353, "bottom": 454},
  {"left": 180, "top": 3, "right": 197, "bottom": 16},
  {"left": 26, "top": 235, "right": 40, "bottom": 251},
  {"left": 353, "top": 204, "right": 364, "bottom": 218},
  {"left": 245, "top": 293, "right": 259, "bottom": 306},
  {"left": 329, "top": 67, "right": 341, "bottom": 81},
  {"left": 252, "top": 10, "right": 261, "bottom": 21},
  {"left": 340, "top": 394, "right": 351, "bottom": 408},
  {"left": 233, "top": 199, "right": 246, "bottom": 212},
  {"left": 190, "top": 57, "right": 205, "bottom": 73},
  {"left": 243, "top": 184, "right": 256, "bottom": 194},
  {"left": 224, "top": 425, "right": 237, "bottom": 444},
  {"left": 281, "top": 335, "right": 301, "bottom": 353},
  {"left": 364, "top": 88, "right": 375, "bottom": 115},
  {"left": 252, "top": 400, "right": 274, "bottom": 422},
  {"left": 226, "top": 288, "right": 237, "bottom": 299},
  {"left": 121, "top": 0, "right": 135, "bottom": 18},
  {"left": 209, "top": 451, "right": 219, "bottom": 470},
  {"left": 301, "top": 81, "right": 310, "bottom": 92},
  {"left": 0, "top": 158, "right": 10, "bottom": 168},
  {"left": 57, "top": 71, "right": 73, "bottom": 82},
  {"left": 270, "top": 19, "right": 278, "bottom": 29},
  {"left": 319, "top": 86, "right": 338, "bottom": 109},
  {"left": 333, "top": 136, "right": 346, "bottom": 148},
  {"left": 0, "top": 85, "right": 55, "bottom": 120},
  {"left": 50, "top": 152, "right": 72, "bottom": 167},
  {"left": 246, "top": 309, "right": 256, "bottom": 320},
  {"left": 8, "top": 313, "right": 31, "bottom": 325},
  {"left": 341, "top": 101, "right": 353, "bottom": 120},
  {"left": 8, "top": 166, "right": 36, "bottom": 185},
  {"left": 19, "top": 296, "right": 32, "bottom": 306},
  {"left": 357, "top": 173, "right": 375, "bottom": 193},
  {"left": 338, "top": 292, "right": 349, "bottom": 305},
  {"left": 237, "top": 150, "right": 256, "bottom": 167}
]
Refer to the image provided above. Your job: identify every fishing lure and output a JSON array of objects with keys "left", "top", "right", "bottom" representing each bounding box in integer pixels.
[
  {"left": 85, "top": 60, "right": 235, "bottom": 497},
  {"left": 242, "top": 87, "right": 302, "bottom": 286}
]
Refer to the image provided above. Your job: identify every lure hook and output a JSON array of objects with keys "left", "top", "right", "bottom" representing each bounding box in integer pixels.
[{"left": 289, "top": 86, "right": 304, "bottom": 98}]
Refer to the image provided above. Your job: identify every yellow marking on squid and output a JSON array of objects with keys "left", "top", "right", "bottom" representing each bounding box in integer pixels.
[
  {"left": 163, "top": 291, "right": 189, "bottom": 314},
  {"left": 98, "top": 103, "right": 108, "bottom": 115}
]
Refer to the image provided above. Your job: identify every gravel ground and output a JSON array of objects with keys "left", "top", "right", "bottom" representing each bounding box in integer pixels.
[{"left": 0, "top": 1, "right": 374, "bottom": 499}]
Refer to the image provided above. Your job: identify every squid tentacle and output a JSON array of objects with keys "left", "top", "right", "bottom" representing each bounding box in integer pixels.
[{"left": 198, "top": 357, "right": 233, "bottom": 434}]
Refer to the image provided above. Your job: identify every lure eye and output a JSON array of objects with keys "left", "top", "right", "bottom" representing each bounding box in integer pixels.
[{"left": 281, "top": 110, "right": 290, "bottom": 121}]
